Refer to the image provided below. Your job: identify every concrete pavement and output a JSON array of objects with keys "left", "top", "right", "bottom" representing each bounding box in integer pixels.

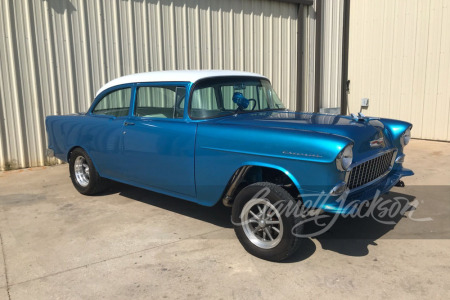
[{"left": 0, "top": 139, "right": 449, "bottom": 299}]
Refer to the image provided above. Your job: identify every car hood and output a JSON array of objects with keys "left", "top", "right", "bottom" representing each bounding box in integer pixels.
[{"left": 212, "top": 111, "right": 391, "bottom": 158}]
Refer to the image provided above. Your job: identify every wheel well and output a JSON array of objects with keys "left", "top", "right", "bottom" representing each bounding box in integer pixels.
[
  {"left": 67, "top": 146, "right": 83, "bottom": 162},
  {"left": 222, "top": 166, "right": 301, "bottom": 207}
]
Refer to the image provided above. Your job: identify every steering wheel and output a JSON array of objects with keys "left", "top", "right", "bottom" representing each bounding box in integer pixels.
[{"left": 248, "top": 99, "right": 257, "bottom": 110}]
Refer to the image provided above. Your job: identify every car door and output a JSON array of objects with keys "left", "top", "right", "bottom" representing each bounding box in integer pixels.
[
  {"left": 121, "top": 83, "right": 197, "bottom": 197},
  {"left": 87, "top": 86, "right": 133, "bottom": 180}
]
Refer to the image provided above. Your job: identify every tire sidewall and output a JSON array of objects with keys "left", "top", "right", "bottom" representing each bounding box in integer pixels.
[
  {"left": 69, "top": 148, "right": 97, "bottom": 195},
  {"left": 232, "top": 183, "right": 303, "bottom": 261}
]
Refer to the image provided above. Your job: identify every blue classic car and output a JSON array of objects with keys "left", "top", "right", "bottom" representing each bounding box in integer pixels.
[{"left": 46, "top": 70, "right": 413, "bottom": 261}]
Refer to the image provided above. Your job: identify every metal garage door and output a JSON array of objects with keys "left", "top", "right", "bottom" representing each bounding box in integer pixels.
[{"left": 347, "top": 0, "right": 450, "bottom": 141}]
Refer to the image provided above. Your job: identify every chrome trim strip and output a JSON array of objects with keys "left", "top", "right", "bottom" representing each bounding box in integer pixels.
[
  {"left": 345, "top": 149, "right": 397, "bottom": 193},
  {"left": 390, "top": 149, "right": 398, "bottom": 166}
]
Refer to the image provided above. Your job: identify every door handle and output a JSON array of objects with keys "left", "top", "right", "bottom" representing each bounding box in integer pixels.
[{"left": 124, "top": 121, "right": 135, "bottom": 126}]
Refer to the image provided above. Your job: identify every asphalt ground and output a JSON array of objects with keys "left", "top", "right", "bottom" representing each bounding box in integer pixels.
[{"left": 0, "top": 139, "right": 449, "bottom": 299}]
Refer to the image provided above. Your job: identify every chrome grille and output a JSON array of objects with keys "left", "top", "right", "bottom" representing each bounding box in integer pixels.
[{"left": 347, "top": 150, "right": 395, "bottom": 190}]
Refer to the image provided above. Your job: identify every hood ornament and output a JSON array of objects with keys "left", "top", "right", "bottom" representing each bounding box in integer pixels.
[
  {"left": 350, "top": 112, "right": 380, "bottom": 122},
  {"left": 351, "top": 112, "right": 366, "bottom": 122}
]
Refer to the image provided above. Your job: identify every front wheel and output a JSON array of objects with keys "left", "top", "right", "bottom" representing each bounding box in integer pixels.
[
  {"left": 232, "top": 182, "right": 304, "bottom": 261},
  {"left": 69, "top": 148, "right": 110, "bottom": 195}
]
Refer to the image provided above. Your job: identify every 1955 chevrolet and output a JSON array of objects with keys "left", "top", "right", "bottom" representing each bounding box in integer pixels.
[{"left": 46, "top": 70, "right": 413, "bottom": 261}]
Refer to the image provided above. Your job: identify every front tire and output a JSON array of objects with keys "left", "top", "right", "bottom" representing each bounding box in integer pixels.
[
  {"left": 69, "top": 148, "right": 109, "bottom": 195},
  {"left": 232, "top": 182, "right": 303, "bottom": 261}
]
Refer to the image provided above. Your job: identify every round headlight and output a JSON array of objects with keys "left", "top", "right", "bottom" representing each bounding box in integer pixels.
[
  {"left": 401, "top": 128, "right": 411, "bottom": 147},
  {"left": 336, "top": 144, "right": 353, "bottom": 171}
]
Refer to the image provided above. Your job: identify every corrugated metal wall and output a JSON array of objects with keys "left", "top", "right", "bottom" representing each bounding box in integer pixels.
[
  {"left": 300, "top": 0, "right": 344, "bottom": 112},
  {"left": 348, "top": 0, "right": 450, "bottom": 141},
  {"left": 0, "top": 0, "right": 300, "bottom": 170},
  {"left": 299, "top": 1, "right": 316, "bottom": 112},
  {"left": 320, "top": 0, "right": 343, "bottom": 109}
]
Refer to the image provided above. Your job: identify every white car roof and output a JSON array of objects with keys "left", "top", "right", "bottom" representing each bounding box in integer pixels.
[{"left": 96, "top": 70, "right": 267, "bottom": 96}]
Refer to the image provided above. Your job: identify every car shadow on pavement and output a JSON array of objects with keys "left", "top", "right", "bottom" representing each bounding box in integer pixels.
[
  {"left": 97, "top": 184, "right": 416, "bottom": 262},
  {"left": 97, "top": 183, "right": 320, "bottom": 262},
  {"left": 305, "top": 191, "right": 417, "bottom": 257},
  {"left": 100, "top": 182, "right": 234, "bottom": 228}
]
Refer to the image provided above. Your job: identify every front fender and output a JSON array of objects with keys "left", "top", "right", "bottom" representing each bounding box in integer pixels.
[
  {"left": 194, "top": 123, "right": 351, "bottom": 206},
  {"left": 238, "top": 161, "right": 303, "bottom": 195},
  {"left": 380, "top": 118, "right": 412, "bottom": 150}
]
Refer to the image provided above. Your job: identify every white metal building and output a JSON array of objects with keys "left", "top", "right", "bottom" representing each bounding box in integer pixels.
[
  {"left": 0, "top": 0, "right": 449, "bottom": 170},
  {"left": 347, "top": 0, "right": 450, "bottom": 142}
]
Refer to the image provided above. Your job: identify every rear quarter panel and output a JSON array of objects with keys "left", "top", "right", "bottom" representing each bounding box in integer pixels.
[
  {"left": 45, "top": 114, "right": 124, "bottom": 171},
  {"left": 46, "top": 115, "right": 89, "bottom": 162}
]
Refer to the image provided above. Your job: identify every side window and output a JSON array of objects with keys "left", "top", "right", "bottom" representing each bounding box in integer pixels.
[
  {"left": 190, "top": 87, "right": 219, "bottom": 119},
  {"left": 135, "top": 86, "right": 186, "bottom": 119},
  {"left": 92, "top": 88, "right": 131, "bottom": 117},
  {"left": 191, "top": 87, "right": 218, "bottom": 110}
]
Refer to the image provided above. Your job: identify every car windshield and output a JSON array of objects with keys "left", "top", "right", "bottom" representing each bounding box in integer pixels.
[{"left": 189, "top": 76, "right": 285, "bottom": 119}]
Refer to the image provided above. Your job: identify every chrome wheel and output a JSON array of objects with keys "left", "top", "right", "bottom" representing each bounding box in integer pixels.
[
  {"left": 74, "top": 156, "right": 90, "bottom": 187},
  {"left": 241, "top": 198, "right": 283, "bottom": 249}
]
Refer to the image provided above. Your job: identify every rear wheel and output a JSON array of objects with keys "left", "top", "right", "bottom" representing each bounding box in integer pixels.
[
  {"left": 69, "top": 148, "right": 110, "bottom": 195},
  {"left": 232, "top": 182, "right": 303, "bottom": 261}
]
